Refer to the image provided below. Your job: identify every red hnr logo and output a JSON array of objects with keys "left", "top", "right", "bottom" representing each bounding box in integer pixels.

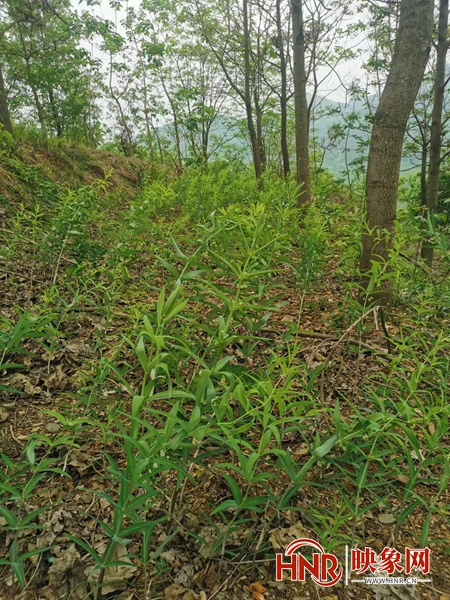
[
  {"left": 275, "top": 538, "right": 343, "bottom": 588},
  {"left": 276, "top": 538, "right": 431, "bottom": 587}
]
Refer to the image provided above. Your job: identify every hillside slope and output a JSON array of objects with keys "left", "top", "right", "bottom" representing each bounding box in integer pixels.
[{"left": 0, "top": 135, "right": 147, "bottom": 211}]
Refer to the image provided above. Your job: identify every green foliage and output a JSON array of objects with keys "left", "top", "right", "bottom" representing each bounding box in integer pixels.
[
  {"left": 0, "top": 0, "right": 449, "bottom": 592},
  {"left": 0, "top": 452, "right": 68, "bottom": 588},
  {"left": 46, "top": 179, "right": 108, "bottom": 266},
  {"left": 173, "top": 163, "right": 258, "bottom": 220},
  {"left": 399, "top": 170, "right": 450, "bottom": 223},
  {"left": 1, "top": 154, "right": 450, "bottom": 595},
  {"left": 0, "top": 127, "right": 15, "bottom": 157},
  {"left": 0, "top": 133, "right": 63, "bottom": 205},
  {"left": 128, "top": 178, "right": 177, "bottom": 226},
  {"left": 436, "top": 168, "right": 450, "bottom": 220},
  {"left": 0, "top": 311, "right": 56, "bottom": 392}
]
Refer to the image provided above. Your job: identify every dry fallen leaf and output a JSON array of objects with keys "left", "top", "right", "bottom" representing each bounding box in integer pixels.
[
  {"left": 46, "top": 543, "right": 84, "bottom": 598},
  {"left": 68, "top": 449, "right": 93, "bottom": 474},
  {"left": 164, "top": 584, "right": 188, "bottom": 599},
  {"left": 101, "top": 544, "right": 137, "bottom": 595},
  {"left": 396, "top": 474, "right": 409, "bottom": 484},
  {"left": 7, "top": 373, "right": 41, "bottom": 395},
  {"left": 44, "top": 363, "right": 68, "bottom": 391},
  {"left": 269, "top": 522, "right": 309, "bottom": 550},
  {"left": 161, "top": 549, "right": 176, "bottom": 564},
  {"left": 378, "top": 513, "right": 396, "bottom": 524},
  {"left": 65, "top": 340, "right": 86, "bottom": 353},
  {"left": 291, "top": 442, "right": 309, "bottom": 458},
  {"left": 0, "top": 406, "right": 10, "bottom": 422},
  {"left": 246, "top": 581, "right": 266, "bottom": 600}
]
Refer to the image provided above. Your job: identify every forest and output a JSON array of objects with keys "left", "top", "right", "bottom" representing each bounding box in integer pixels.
[{"left": 0, "top": 0, "right": 450, "bottom": 598}]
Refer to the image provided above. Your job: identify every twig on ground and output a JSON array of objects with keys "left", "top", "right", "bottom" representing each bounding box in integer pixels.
[
  {"left": 320, "top": 306, "right": 381, "bottom": 402},
  {"left": 261, "top": 327, "right": 390, "bottom": 356},
  {"left": 398, "top": 251, "right": 431, "bottom": 277},
  {"left": 207, "top": 555, "right": 247, "bottom": 600},
  {"left": 294, "top": 330, "right": 390, "bottom": 356},
  {"left": 379, "top": 307, "right": 393, "bottom": 354}
]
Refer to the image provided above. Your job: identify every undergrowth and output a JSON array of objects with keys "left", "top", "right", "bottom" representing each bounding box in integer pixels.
[{"left": 0, "top": 160, "right": 449, "bottom": 598}]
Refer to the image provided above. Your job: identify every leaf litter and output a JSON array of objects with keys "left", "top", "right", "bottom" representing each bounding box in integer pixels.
[{"left": 0, "top": 195, "right": 449, "bottom": 600}]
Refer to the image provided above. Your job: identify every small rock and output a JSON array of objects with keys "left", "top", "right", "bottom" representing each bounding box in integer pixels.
[
  {"left": 378, "top": 513, "right": 396, "bottom": 524},
  {"left": 45, "top": 422, "right": 61, "bottom": 433}
]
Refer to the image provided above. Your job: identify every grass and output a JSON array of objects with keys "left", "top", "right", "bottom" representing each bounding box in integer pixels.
[{"left": 0, "top": 153, "right": 449, "bottom": 599}]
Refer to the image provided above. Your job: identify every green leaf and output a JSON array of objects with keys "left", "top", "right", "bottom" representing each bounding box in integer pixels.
[
  {"left": 222, "top": 473, "right": 242, "bottom": 504},
  {"left": 0, "top": 483, "right": 21, "bottom": 500},
  {"left": 397, "top": 500, "right": 423, "bottom": 524},
  {"left": 164, "top": 299, "right": 188, "bottom": 323},
  {"left": 135, "top": 337, "right": 148, "bottom": 371},
  {"left": 170, "top": 235, "right": 187, "bottom": 261},
  {"left": 164, "top": 281, "right": 181, "bottom": 315},
  {"left": 11, "top": 560, "right": 25, "bottom": 588},
  {"left": 9, "top": 540, "right": 25, "bottom": 587},
  {"left": 20, "top": 504, "right": 51, "bottom": 526},
  {"left": 66, "top": 534, "right": 101, "bottom": 563},
  {"left": 313, "top": 434, "right": 338, "bottom": 459},
  {"left": 211, "top": 499, "right": 238, "bottom": 514},
  {"left": 241, "top": 496, "right": 269, "bottom": 512},
  {"left": 182, "top": 269, "right": 205, "bottom": 280},
  {"left": 0, "top": 505, "right": 18, "bottom": 528},
  {"left": 356, "top": 461, "right": 369, "bottom": 490},
  {"left": 157, "top": 287, "right": 166, "bottom": 326},
  {"left": 17, "top": 546, "right": 52, "bottom": 562},
  {"left": 243, "top": 452, "right": 260, "bottom": 482},
  {"left": 156, "top": 257, "right": 179, "bottom": 278},
  {"left": 214, "top": 356, "right": 233, "bottom": 372},
  {"left": 151, "top": 527, "right": 180, "bottom": 560}
]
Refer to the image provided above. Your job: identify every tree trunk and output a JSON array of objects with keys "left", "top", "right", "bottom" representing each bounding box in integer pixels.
[
  {"left": 420, "top": 138, "right": 428, "bottom": 207},
  {"left": 292, "top": 0, "right": 311, "bottom": 205},
  {"left": 18, "top": 23, "right": 48, "bottom": 140},
  {"left": 360, "top": 0, "right": 434, "bottom": 305},
  {"left": 25, "top": 55, "right": 47, "bottom": 139},
  {"left": 276, "top": 0, "right": 290, "bottom": 177},
  {"left": 243, "top": 0, "right": 262, "bottom": 179},
  {"left": 0, "top": 62, "right": 13, "bottom": 136},
  {"left": 196, "top": 0, "right": 262, "bottom": 177},
  {"left": 421, "top": 0, "right": 449, "bottom": 266},
  {"left": 134, "top": 41, "right": 155, "bottom": 170},
  {"left": 254, "top": 87, "right": 266, "bottom": 173},
  {"left": 202, "top": 122, "right": 210, "bottom": 165},
  {"left": 30, "top": 82, "right": 48, "bottom": 139},
  {"left": 109, "top": 54, "right": 133, "bottom": 157},
  {"left": 48, "top": 87, "right": 63, "bottom": 137},
  {"left": 160, "top": 74, "right": 182, "bottom": 172}
]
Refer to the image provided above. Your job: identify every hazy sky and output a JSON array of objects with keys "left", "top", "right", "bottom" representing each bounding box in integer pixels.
[{"left": 72, "top": 0, "right": 368, "bottom": 104}]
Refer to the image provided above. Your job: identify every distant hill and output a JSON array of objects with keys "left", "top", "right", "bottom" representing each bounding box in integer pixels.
[{"left": 156, "top": 95, "right": 420, "bottom": 177}]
